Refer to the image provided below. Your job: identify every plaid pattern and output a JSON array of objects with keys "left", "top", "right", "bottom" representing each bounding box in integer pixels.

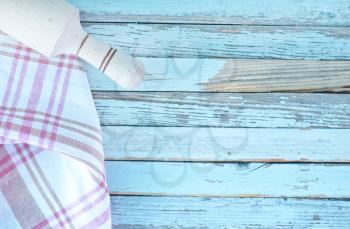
[{"left": 0, "top": 32, "right": 111, "bottom": 228}]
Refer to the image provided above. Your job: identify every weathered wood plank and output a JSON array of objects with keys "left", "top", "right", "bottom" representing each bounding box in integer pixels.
[
  {"left": 93, "top": 92, "right": 350, "bottom": 128},
  {"left": 82, "top": 23, "right": 350, "bottom": 60},
  {"left": 87, "top": 58, "right": 350, "bottom": 92},
  {"left": 102, "top": 127, "right": 350, "bottom": 162},
  {"left": 106, "top": 161, "right": 350, "bottom": 198},
  {"left": 111, "top": 196, "right": 350, "bottom": 228},
  {"left": 69, "top": 0, "right": 350, "bottom": 26}
]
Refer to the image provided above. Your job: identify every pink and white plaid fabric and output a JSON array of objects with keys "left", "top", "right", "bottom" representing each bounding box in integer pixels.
[{"left": 0, "top": 32, "right": 111, "bottom": 228}]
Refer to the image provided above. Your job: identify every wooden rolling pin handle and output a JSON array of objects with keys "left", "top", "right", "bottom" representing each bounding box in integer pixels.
[{"left": 76, "top": 34, "right": 144, "bottom": 89}]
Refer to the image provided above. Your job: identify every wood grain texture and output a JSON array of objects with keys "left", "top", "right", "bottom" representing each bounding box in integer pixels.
[
  {"left": 82, "top": 23, "right": 350, "bottom": 60},
  {"left": 111, "top": 196, "right": 350, "bottom": 228},
  {"left": 87, "top": 58, "right": 350, "bottom": 92},
  {"left": 106, "top": 161, "right": 350, "bottom": 198},
  {"left": 69, "top": 0, "right": 350, "bottom": 26},
  {"left": 204, "top": 59, "right": 350, "bottom": 92},
  {"left": 93, "top": 92, "right": 350, "bottom": 128},
  {"left": 71, "top": 1, "right": 350, "bottom": 226},
  {"left": 102, "top": 127, "right": 350, "bottom": 162}
]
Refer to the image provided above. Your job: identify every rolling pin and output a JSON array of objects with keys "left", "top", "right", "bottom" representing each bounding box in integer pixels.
[{"left": 0, "top": 0, "right": 144, "bottom": 88}]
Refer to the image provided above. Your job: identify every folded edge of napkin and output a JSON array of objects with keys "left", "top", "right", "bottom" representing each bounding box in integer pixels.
[{"left": 0, "top": 32, "right": 111, "bottom": 229}]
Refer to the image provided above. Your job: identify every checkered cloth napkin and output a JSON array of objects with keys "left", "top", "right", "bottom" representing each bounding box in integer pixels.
[{"left": 0, "top": 32, "right": 111, "bottom": 228}]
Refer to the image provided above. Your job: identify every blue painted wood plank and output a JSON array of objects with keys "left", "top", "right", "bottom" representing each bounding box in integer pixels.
[
  {"left": 102, "top": 127, "right": 350, "bottom": 162},
  {"left": 86, "top": 58, "right": 350, "bottom": 92},
  {"left": 93, "top": 92, "right": 350, "bottom": 128},
  {"left": 111, "top": 196, "right": 350, "bottom": 228},
  {"left": 69, "top": 0, "right": 350, "bottom": 26},
  {"left": 106, "top": 161, "right": 350, "bottom": 198},
  {"left": 83, "top": 23, "right": 350, "bottom": 59}
]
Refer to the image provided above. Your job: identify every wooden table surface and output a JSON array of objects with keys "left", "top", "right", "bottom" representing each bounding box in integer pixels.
[{"left": 69, "top": 0, "right": 350, "bottom": 228}]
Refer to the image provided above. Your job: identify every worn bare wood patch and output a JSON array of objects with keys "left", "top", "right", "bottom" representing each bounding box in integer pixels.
[
  {"left": 87, "top": 58, "right": 350, "bottom": 92},
  {"left": 203, "top": 59, "right": 350, "bottom": 92}
]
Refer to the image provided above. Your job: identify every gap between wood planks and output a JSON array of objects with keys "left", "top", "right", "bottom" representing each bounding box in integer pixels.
[
  {"left": 110, "top": 195, "right": 350, "bottom": 200},
  {"left": 105, "top": 160, "right": 350, "bottom": 164},
  {"left": 108, "top": 193, "right": 350, "bottom": 200}
]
